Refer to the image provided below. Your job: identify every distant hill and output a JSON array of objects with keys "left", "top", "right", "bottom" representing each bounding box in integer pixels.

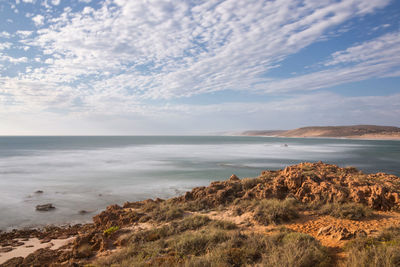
[
  {"left": 242, "top": 125, "right": 400, "bottom": 140},
  {"left": 242, "top": 130, "right": 287, "bottom": 136}
]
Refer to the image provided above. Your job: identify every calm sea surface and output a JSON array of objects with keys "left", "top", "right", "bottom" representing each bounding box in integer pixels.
[{"left": 0, "top": 136, "right": 399, "bottom": 230}]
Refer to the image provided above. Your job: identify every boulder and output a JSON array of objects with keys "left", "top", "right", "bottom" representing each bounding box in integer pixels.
[
  {"left": 36, "top": 203, "right": 55, "bottom": 211},
  {"left": 229, "top": 174, "right": 240, "bottom": 181},
  {"left": 317, "top": 225, "right": 353, "bottom": 240}
]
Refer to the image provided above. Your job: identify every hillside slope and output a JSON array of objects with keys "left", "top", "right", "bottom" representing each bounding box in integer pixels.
[{"left": 243, "top": 125, "right": 400, "bottom": 139}]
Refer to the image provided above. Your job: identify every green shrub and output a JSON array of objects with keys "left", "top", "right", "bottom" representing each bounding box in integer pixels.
[
  {"left": 103, "top": 226, "right": 119, "bottom": 236},
  {"left": 95, "top": 218, "right": 330, "bottom": 267},
  {"left": 181, "top": 199, "right": 212, "bottom": 212},
  {"left": 319, "top": 202, "right": 372, "bottom": 220},
  {"left": 211, "top": 220, "right": 237, "bottom": 230},
  {"left": 178, "top": 215, "right": 211, "bottom": 231},
  {"left": 344, "top": 227, "right": 400, "bottom": 267},
  {"left": 174, "top": 230, "right": 229, "bottom": 256},
  {"left": 231, "top": 199, "right": 259, "bottom": 216},
  {"left": 262, "top": 232, "right": 331, "bottom": 267},
  {"left": 150, "top": 202, "right": 185, "bottom": 222},
  {"left": 242, "top": 177, "right": 261, "bottom": 190},
  {"left": 253, "top": 198, "right": 299, "bottom": 225}
]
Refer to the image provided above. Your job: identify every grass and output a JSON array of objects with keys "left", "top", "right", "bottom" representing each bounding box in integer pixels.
[
  {"left": 95, "top": 214, "right": 330, "bottom": 267},
  {"left": 130, "top": 215, "right": 212, "bottom": 243},
  {"left": 263, "top": 230, "right": 331, "bottom": 267},
  {"left": 318, "top": 202, "right": 372, "bottom": 220},
  {"left": 253, "top": 198, "right": 299, "bottom": 225},
  {"left": 148, "top": 201, "right": 185, "bottom": 222},
  {"left": 343, "top": 227, "right": 400, "bottom": 267}
]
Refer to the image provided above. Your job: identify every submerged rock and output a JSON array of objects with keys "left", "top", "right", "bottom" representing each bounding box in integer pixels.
[{"left": 36, "top": 203, "right": 55, "bottom": 211}]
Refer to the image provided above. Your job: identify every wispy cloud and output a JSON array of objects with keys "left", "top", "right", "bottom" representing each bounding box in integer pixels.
[
  {"left": 0, "top": 0, "right": 399, "bottom": 134},
  {"left": 1, "top": 91, "right": 399, "bottom": 134},
  {"left": 260, "top": 32, "right": 400, "bottom": 93}
]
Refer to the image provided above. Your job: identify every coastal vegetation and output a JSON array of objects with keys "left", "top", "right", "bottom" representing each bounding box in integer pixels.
[{"left": 1, "top": 162, "right": 400, "bottom": 266}]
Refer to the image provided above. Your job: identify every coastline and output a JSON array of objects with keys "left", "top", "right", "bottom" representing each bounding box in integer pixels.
[
  {"left": 238, "top": 125, "right": 400, "bottom": 141},
  {"left": 237, "top": 134, "right": 400, "bottom": 141},
  {"left": 1, "top": 162, "right": 400, "bottom": 266}
]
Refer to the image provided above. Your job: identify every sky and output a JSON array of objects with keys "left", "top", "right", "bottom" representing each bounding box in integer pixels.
[{"left": 0, "top": 0, "right": 399, "bottom": 135}]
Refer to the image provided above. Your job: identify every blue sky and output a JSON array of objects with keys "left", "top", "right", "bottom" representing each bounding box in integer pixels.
[{"left": 0, "top": 0, "right": 399, "bottom": 135}]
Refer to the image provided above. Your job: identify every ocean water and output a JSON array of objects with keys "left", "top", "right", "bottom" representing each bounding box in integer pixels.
[{"left": 0, "top": 136, "right": 399, "bottom": 230}]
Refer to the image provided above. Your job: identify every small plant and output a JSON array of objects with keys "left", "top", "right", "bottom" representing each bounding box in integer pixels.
[
  {"left": 212, "top": 220, "right": 237, "bottom": 230},
  {"left": 253, "top": 198, "right": 299, "bottom": 225},
  {"left": 104, "top": 226, "right": 119, "bottom": 236},
  {"left": 173, "top": 230, "right": 229, "bottom": 256},
  {"left": 344, "top": 227, "right": 400, "bottom": 267},
  {"left": 319, "top": 202, "right": 372, "bottom": 220},
  {"left": 95, "top": 222, "right": 331, "bottom": 267},
  {"left": 242, "top": 177, "right": 261, "bottom": 190},
  {"left": 263, "top": 231, "right": 331, "bottom": 267},
  {"left": 149, "top": 202, "right": 184, "bottom": 222}
]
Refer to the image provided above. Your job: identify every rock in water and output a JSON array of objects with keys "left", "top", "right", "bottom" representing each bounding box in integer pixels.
[
  {"left": 35, "top": 190, "right": 44, "bottom": 194},
  {"left": 36, "top": 203, "right": 55, "bottom": 211}
]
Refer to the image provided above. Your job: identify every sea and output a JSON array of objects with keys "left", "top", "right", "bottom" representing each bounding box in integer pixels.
[{"left": 0, "top": 136, "right": 399, "bottom": 230}]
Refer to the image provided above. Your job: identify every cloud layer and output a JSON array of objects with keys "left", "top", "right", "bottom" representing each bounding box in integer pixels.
[{"left": 0, "top": 0, "right": 399, "bottom": 134}]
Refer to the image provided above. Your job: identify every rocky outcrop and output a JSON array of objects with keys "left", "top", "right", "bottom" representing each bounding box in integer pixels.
[
  {"left": 2, "top": 162, "right": 400, "bottom": 267},
  {"left": 174, "top": 162, "right": 400, "bottom": 211},
  {"left": 93, "top": 204, "right": 143, "bottom": 229},
  {"left": 317, "top": 225, "right": 367, "bottom": 240}
]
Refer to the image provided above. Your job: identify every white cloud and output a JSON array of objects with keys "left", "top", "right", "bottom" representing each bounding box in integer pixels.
[
  {"left": 1, "top": 0, "right": 399, "bottom": 134},
  {"left": 0, "top": 54, "right": 28, "bottom": 63},
  {"left": 25, "top": 0, "right": 391, "bottom": 101},
  {"left": 258, "top": 32, "right": 400, "bottom": 93},
  {"left": 0, "top": 42, "right": 12, "bottom": 50},
  {"left": 51, "top": 0, "right": 61, "bottom": 6},
  {"left": 326, "top": 32, "right": 400, "bottom": 66},
  {"left": 32, "top": 14, "right": 44, "bottom": 26},
  {"left": 0, "top": 31, "right": 11, "bottom": 38},
  {"left": 0, "top": 92, "right": 398, "bottom": 135},
  {"left": 16, "top": 30, "right": 33, "bottom": 38},
  {"left": 44, "top": 58, "right": 54, "bottom": 64}
]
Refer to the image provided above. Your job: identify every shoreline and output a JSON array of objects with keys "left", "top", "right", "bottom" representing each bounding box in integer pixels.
[
  {"left": 1, "top": 162, "right": 400, "bottom": 266},
  {"left": 236, "top": 134, "right": 400, "bottom": 141}
]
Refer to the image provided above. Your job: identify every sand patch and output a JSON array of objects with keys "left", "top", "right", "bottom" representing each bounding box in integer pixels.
[{"left": 0, "top": 237, "right": 74, "bottom": 264}]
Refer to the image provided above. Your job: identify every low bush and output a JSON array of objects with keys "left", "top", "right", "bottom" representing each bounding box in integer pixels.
[
  {"left": 95, "top": 217, "right": 330, "bottom": 267},
  {"left": 241, "top": 177, "right": 261, "bottom": 190},
  {"left": 343, "top": 227, "right": 400, "bottom": 267},
  {"left": 262, "top": 231, "right": 331, "bottom": 267},
  {"left": 149, "top": 202, "right": 184, "bottom": 222},
  {"left": 253, "top": 198, "right": 299, "bottom": 225},
  {"left": 318, "top": 202, "right": 372, "bottom": 220},
  {"left": 211, "top": 220, "right": 237, "bottom": 230},
  {"left": 173, "top": 229, "right": 229, "bottom": 256}
]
